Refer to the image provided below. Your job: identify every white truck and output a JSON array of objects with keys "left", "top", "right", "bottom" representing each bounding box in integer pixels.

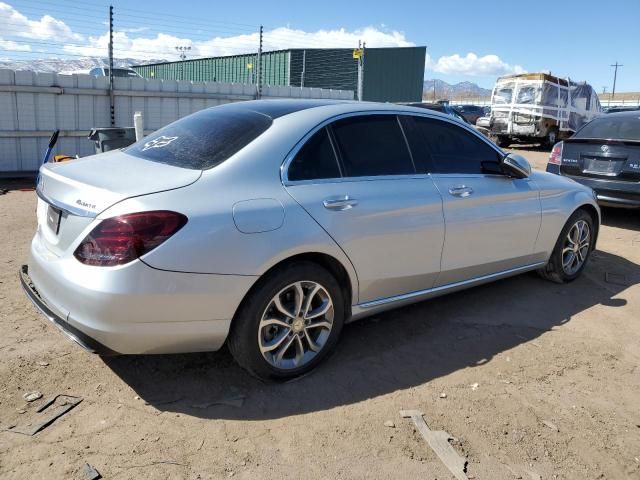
[{"left": 488, "top": 73, "right": 601, "bottom": 148}]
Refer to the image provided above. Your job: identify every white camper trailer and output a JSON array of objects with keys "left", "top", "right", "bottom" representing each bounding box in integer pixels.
[{"left": 488, "top": 73, "right": 602, "bottom": 148}]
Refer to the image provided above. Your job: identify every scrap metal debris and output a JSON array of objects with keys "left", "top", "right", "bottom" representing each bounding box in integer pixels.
[
  {"left": 400, "top": 410, "right": 468, "bottom": 480},
  {"left": 542, "top": 420, "right": 559, "bottom": 432},
  {"left": 80, "top": 463, "right": 102, "bottom": 480},
  {"left": 9, "top": 394, "right": 82, "bottom": 436},
  {"left": 23, "top": 391, "right": 43, "bottom": 402}
]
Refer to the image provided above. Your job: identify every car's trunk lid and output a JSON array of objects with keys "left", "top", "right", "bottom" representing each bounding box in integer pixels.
[
  {"left": 559, "top": 138, "right": 640, "bottom": 182},
  {"left": 36, "top": 150, "right": 201, "bottom": 257}
]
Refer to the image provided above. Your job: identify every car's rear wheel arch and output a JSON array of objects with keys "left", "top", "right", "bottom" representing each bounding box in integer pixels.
[
  {"left": 231, "top": 252, "right": 353, "bottom": 327},
  {"left": 226, "top": 254, "right": 352, "bottom": 379},
  {"left": 576, "top": 204, "right": 599, "bottom": 250}
]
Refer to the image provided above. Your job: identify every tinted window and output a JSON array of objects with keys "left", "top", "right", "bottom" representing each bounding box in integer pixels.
[
  {"left": 125, "top": 107, "right": 272, "bottom": 170},
  {"left": 288, "top": 128, "right": 341, "bottom": 181},
  {"left": 574, "top": 115, "right": 640, "bottom": 141},
  {"left": 408, "top": 117, "right": 502, "bottom": 174},
  {"left": 331, "top": 115, "right": 414, "bottom": 177}
]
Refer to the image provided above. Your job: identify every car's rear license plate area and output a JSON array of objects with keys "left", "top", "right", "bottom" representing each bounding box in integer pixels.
[
  {"left": 583, "top": 157, "right": 623, "bottom": 176},
  {"left": 46, "top": 205, "right": 62, "bottom": 234}
]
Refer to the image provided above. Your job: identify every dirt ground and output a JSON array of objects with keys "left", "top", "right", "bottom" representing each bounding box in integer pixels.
[{"left": 1, "top": 148, "right": 639, "bottom": 479}]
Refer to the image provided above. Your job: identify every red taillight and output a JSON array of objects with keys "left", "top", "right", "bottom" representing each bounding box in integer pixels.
[
  {"left": 548, "top": 141, "right": 564, "bottom": 165},
  {"left": 74, "top": 211, "right": 187, "bottom": 266}
]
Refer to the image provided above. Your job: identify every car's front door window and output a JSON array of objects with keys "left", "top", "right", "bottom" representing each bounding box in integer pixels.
[{"left": 405, "top": 116, "right": 502, "bottom": 174}]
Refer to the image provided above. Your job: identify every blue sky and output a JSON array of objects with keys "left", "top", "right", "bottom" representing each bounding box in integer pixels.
[{"left": 1, "top": 0, "right": 638, "bottom": 91}]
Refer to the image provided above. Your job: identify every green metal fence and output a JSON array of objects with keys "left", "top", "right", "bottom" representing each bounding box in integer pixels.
[{"left": 132, "top": 47, "right": 425, "bottom": 102}]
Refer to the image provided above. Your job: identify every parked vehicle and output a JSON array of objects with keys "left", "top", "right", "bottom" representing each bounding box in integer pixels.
[
  {"left": 602, "top": 106, "right": 640, "bottom": 114},
  {"left": 404, "top": 102, "right": 470, "bottom": 124},
  {"left": 22, "top": 100, "right": 600, "bottom": 380},
  {"left": 546, "top": 110, "right": 640, "bottom": 208},
  {"left": 452, "top": 104, "right": 486, "bottom": 124},
  {"left": 488, "top": 73, "right": 602, "bottom": 149},
  {"left": 89, "top": 67, "right": 142, "bottom": 78}
]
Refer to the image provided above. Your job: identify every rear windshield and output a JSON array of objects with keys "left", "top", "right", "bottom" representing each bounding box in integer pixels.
[
  {"left": 574, "top": 115, "right": 640, "bottom": 141},
  {"left": 125, "top": 107, "right": 272, "bottom": 169}
]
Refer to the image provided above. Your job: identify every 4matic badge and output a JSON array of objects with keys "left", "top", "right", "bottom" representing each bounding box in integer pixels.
[{"left": 142, "top": 136, "right": 178, "bottom": 151}]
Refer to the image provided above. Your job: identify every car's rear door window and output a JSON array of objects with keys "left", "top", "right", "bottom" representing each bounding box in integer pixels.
[
  {"left": 405, "top": 116, "right": 502, "bottom": 174},
  {"left": 288, "top": 127, "right": 341, "bottom": 181},
  {"left": 125, "top": 107, "right": 272, "bottom": 170},
  {"left": 329, "top": 115, "right": 415, "bottom": 177}
]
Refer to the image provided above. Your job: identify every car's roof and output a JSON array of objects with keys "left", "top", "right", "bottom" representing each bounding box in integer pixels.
[{"left": 211, "top": 99, "right": 454, "bottom": 121}]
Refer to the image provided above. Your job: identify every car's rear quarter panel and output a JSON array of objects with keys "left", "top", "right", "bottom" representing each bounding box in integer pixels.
[{"left": 532, "top": 171, "right": 600, "bottom": 257}]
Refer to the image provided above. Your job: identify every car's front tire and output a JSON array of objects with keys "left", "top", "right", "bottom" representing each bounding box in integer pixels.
[
  {"left": 538, "top": 209, "right": 595, "bottom": 283},
  {"left": 227, "top": 261, "right": 345, "bottom": 381}
]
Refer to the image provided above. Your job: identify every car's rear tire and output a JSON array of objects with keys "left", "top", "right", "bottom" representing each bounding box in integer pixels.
[
  {"left": 227, "top": 261, "right": 345, "bottom": 381},
  {"left": 538, "top": 209, "right": 595, "bottom": 283}
]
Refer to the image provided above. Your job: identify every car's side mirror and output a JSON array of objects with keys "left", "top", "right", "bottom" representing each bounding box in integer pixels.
[{"left": 501, "top": 153, "right": 531, "bottom": 179}]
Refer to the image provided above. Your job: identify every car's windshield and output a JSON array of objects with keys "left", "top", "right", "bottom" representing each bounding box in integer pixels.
[
  {"left": 125, "top": 107, "right": 273, "bottom": 169},
  {"left": 493, "top": 83, "right": 514, "bottom": 104},
  {"left": 516, "top": 86, "right": 541, "bottom": 104},
  {"left": 574, "top": 115, "right": 640, "bottom": 141}
]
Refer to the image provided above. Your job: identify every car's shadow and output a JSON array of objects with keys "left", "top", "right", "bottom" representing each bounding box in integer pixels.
[
  {"left": 0, "top": 177, "right": 35, "bottom": 193},
  {"left": 104, "top": 244, "right": 639, "bottom": 420},
  {"left": 601, "top": 206, "right": 640, "bottom": 231}
]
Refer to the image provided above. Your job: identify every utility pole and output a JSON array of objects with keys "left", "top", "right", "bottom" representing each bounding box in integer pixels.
[
  {"left": 108, "top": 5, "right": 114, "bottom": 126},
  {"left": 256, "top": 25, "right": 263, "bottom": 99},
  {"left": 175, "top": 46, "right": 191, "bottom": 61},
  {"left": 610, "top": 61, "right": 623, "bottom": 105},
  {"left": 301, "top": 49, "right": 306, "bottom": 88},
  {"left": 175, "top": 46, "right": 191, "bottom": 80},
  {"left": 433, "top": 82, "right": 436, "bottom": 102},
  {"left": 355, "top": 40, "right": 365, "bottom": 101}
]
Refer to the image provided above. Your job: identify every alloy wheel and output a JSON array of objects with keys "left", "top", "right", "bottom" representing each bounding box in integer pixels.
[
  {"left": 258, "top": 281, "right": 334, "bottom": 370},
  {"left": 561, "top": 219, "right": 590, "bottom": 275}
]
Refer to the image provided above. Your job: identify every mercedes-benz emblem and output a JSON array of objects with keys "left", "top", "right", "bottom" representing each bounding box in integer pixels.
[{"left": 601, "top": 144, "right": 609, "bottom": 153}]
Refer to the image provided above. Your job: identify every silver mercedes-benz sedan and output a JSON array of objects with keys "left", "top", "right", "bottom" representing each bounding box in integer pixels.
[{"left": 21, "top": 100, "right": 600, "bottom": 380}]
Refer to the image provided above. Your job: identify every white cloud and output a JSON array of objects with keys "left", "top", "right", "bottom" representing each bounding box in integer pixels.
[
  {"left": 63, "top": 26, "right": 414, "bottom": 61},
  {"left": 0, "top": 2, "right": 82, "bottom": 42},
  {"left": 0, "top": 37, "right": 31, "bottom": 51},
  {"left": 1, "top": 2, "right": 413, "bottom": 61},
  {"left": 427, "top": 52, "right": 525, "bottom": 77}
]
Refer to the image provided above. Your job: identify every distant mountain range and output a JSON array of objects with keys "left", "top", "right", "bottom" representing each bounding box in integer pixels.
[
  {"left": 423, "top": 79, "right": 492, "bottom": 100},
  {"left": 0, "top": 57, "right": 166, "bottom": 74}
]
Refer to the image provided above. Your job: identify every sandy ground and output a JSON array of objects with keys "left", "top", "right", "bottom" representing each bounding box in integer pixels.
[{"left": 1, "top": 149, "right": 639, "bottom": 479}]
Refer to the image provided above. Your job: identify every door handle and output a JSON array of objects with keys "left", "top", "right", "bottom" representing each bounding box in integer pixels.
[
  {"left": 323, "top": 196, "right": 358, "bottom": 211},
  {"left": 448, "top": 185, "right": 473, "bottom": 197}
]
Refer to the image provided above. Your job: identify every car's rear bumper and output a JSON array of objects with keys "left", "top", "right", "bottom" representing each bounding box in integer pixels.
[
  {"left": 20, "top": 265, "right": 117, "bottom": 355},
  {"left": 22, "top": 235, "right": 258, "bottom": 354},
  {"left": 562, "top": 175, "right": 640, "bottom": 208}
]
